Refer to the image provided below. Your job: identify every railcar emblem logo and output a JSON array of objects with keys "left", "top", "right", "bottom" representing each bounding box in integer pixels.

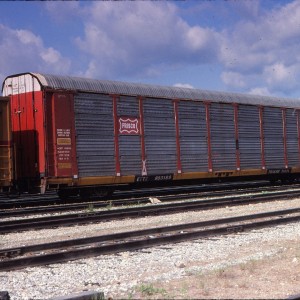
[{"left": 118, "top": 117, "right": 140, "bottom": 135}]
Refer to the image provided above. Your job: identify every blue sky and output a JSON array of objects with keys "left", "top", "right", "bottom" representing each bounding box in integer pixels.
[{"left": 1, "top": 0, "right": 300, "bottom": 98}]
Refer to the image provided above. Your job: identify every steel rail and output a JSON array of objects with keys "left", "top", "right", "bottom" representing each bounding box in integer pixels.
[
  {"left": 1, "top": 189, "right": 300, "bottom": 234},
  {"left": 1, "top": 182, "right": 298, "bottom": 218},
  {"left": 0, "top": 180, "right": 273, "bottom": 209},
  {"left": 1, "top": 207, "right": 300, "bottom": 271}
]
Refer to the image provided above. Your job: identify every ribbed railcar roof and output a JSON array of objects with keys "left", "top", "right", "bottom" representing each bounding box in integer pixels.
[{"left": 9, "top": 72, "right": 300, "bottom": 108}]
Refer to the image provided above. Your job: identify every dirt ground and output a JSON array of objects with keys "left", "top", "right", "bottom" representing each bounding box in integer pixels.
[{"left": 126, "top": 239, "right": 300, "bottom": 299}]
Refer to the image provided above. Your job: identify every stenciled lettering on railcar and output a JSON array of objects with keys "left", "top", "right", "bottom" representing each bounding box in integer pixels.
[
  {"left": 135, "top": 174, "right": 174, "bottom": 183},
  {"left": 267, "top": 168, "right": 291, "bottom": 174},
  {"left": 118, "top": 117, "right": 140, "bottom": 135},
  {"left": 57, "top": 128, "right": 71, "bottom": 138},
  {"left": 56, "top": 128, "right": 72, "bottom": 167}
]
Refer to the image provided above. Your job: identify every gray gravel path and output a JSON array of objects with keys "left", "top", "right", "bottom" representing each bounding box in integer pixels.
[{"left": 1, "top": 198, "right": 300, "bottom": 299}]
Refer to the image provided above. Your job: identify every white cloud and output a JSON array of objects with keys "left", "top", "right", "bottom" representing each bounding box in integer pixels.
[
  {"left": 230, "top": 0, "right": 260, "bottom": 19},
  {"left": 40, "top": 48, "right": 66, "bottom": 65},
  {"left": 221, "top": 71, "right": 246, "bottom": 88},
  {"left": 16, "top": 29, "right": 41, "bottom": 46},
  {"left": 2, "top": 1, "right": 300, "bottom": 97},
  {"left": 41, "top": 0, "right": 300, "bottom": 96},
  {"left": 73, "top": 0, "right": 300, "bottom": 96},
  {"left": 173, "top": 83, "right": 194, "bottom": 89},
  {"left": 185, "top": 26, "right": 214, "bottom": 51},
  {"left": 263, "top": 63, "right": 297, "bottom": 86},
  {"left": 218, "top": 0, "right": 300, "bottom": 95},
  {"left": 45, "top": 1, "right": 82, "bottom": 22},
  {"left": 248, "top": 87, "right": 272, "bottom": 96},
  {"left": 75, "top": 1, "right": 220, "bottom": 79},
  {"left": 0, "top": 24, "right": 71, "bottom": 83}
]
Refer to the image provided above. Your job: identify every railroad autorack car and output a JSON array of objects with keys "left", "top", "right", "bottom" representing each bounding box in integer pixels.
[{"left": 1, "top": 72, "right": 300, "bottom": 198}]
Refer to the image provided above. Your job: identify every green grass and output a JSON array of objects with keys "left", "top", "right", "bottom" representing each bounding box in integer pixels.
[
  {"left": 86, "top": 203, "right": 94, "bottom": 212},
  {"left": 137, "top": 283, "right": 167, "bottom": 296}
]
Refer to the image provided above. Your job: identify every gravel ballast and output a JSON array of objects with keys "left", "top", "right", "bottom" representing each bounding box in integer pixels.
[{"left": 1, "top": 198, "right": 300, "bottom": 299}]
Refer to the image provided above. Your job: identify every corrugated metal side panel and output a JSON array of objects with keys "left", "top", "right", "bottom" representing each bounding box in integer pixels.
[
  {"left": 117, "top": 96, "right": 139, "bottom": 116},
  {"left": 74, "top": 93, "right": 115, "bottom": 177},
  {"left": 286, "top": 109, "right": 299, "bottom": 166},
  {"left": 178, "top": 101, "right": 208, "bottom": 172},
  {"left": 210, "top": 103, "right": 236, "bottom": 170},
  {"left": 118, "top": 96, "right": 141, "bottom": 175},
  {"left": 263, "top": 107, "right": 285, "bottom": 168},
  {"left": 238, "top": 105, "right": 262, "bottom": 169},
  {"left": 143, "top": 98, "right": 176, "bottom": 175}
]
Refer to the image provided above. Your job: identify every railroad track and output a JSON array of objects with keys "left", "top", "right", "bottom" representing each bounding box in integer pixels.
[
  {"left": 0, "top": 180, "right": 274, "bottom": 209},
  {"left": 1, "top": 207, "right": 300, "bottom": 272},
  {"left": 1, "top": 187, "right": 300, "bottom": 234},
  {"left": 2, "top": 182, "right": 300, "bottom": 219}
]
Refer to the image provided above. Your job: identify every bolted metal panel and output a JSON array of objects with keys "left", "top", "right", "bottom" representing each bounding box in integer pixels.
[
  {"left": 143, "top": 98, "right": 176, "bottom": 175},
  {"left": 263, "top": 107, "right": 285, "bottom": 168},
  {"left": 286, "top": 109, "right": 299, "bottom": 166},
  {"left": 117, "top": 96, "right": 141, "bottom": 175},
  {"left": 210, "top": 103, "right": 236, "bottom": 170},
  {"left": 178, "top": 101, "right": 208, "bottom": 172},
  {"left": 238, "top": 105, "right": 262, "bottom": 169},
  {"left": 74, "top": 93, "right": 115, "bottom": 177}
]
